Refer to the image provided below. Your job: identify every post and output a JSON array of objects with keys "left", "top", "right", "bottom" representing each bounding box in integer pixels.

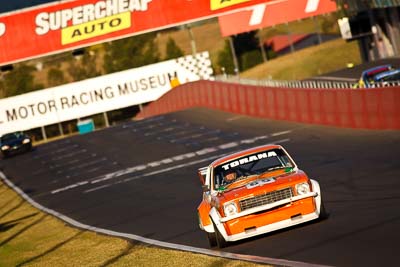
[
  {"left": 229, "top": 36, "right": 240, "bottom": 77},
  {"left": 58, "top": 123, "right": 64, "bottom": 136},
  {"left": 286, "top": 22, "right": 295, "bottom": 53},
  {"left": 103, "top": 112, "right": 110, "bottom": 127},
  {"left": 313, "top": 16, "right": 322, "bottom": 45},
  {"left": 41, "top": 126, "right": 47, "bottom": 141},
  {"left": 186, "top": 24, "right": 197, "bottom": 55},
  {"left": 258, "top": 30, "right": 268, "bottom": 62}
]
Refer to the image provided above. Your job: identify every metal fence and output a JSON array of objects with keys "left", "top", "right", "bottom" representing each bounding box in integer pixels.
[{"left": 214, "top": 75, "right": 400, "bottom": 89}]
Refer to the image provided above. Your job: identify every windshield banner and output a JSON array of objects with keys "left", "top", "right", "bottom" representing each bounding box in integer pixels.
[{"left": 0, "top": 0, "right": 276, "bottom": 65}]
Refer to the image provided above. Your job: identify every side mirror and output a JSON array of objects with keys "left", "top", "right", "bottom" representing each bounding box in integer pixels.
[{"left": 197, "top": 167, "right": 208, "bottom": 185}]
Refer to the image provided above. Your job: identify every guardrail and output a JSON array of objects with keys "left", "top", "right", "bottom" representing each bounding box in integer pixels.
[
  {"left": 137, "top": 80, "right": 400, "bottom": 130},
  {"left": 215, "top": 75, "right": 400, "bottom": 89}
]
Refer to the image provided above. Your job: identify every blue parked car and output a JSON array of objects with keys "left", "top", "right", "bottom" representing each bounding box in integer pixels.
[
  {"left": 355, "top": 65, "right": 400, "bottom": 88},
  {"left": 373, "top": 68, "right": 400, "bottom": 84}
]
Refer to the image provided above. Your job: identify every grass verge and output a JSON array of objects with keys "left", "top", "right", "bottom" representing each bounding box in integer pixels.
[
  {"left": 241, "top": 38, "right": 361, "bottom": 80},
  {"left": 0, "top": 180, "right": 268, "bottom": 267}
]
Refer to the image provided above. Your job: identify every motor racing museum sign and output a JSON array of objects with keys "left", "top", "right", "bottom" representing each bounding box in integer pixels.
[
  {"left": 0, "top": 52, "right": 213, "bottom": 135},
  {"left": 0, "top": 0, "right": 276, "bottom": 66}
]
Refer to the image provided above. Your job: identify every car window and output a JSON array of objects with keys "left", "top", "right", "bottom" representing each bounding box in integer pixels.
[
  {"left": 379, "top": 72, "right": 400, "bottom": 82},
  {"left": 1, "top": 132, "right": 23, "bottom": 142},
  {"left": 213, "top": 148, "right": 294, "bottom": 189}
]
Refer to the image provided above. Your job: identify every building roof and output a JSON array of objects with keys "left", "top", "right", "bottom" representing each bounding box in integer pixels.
[{"left": 265, "top": 34, "right": 310, "bottom": 53}]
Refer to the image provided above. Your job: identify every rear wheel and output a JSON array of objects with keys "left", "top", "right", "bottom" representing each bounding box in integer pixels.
[
  {"left": 206, "top": 232, "right": 217, "bottom": 247},
  {"left": 212, "top": 221, "right": 227, "bottom": 248}
]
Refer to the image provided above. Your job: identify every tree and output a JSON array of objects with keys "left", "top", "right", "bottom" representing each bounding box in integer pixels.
[
  {"left": 165, "top": 37, "right": 184, "bottom": 60},
  {"left": 232, "top": 31, "right": 260, "bottom": 57},
  {"left": 217, "top": 39, "right": 235, "bottom": 74},
  {"left": 1, "top": 64, "right": 38, "bottom": 97},
  {"left": 0, "top": 80, "right": 5, "bottom": 98},
  {"left": 67, "top": 51, "right": 101, "bottom": 82},
  {"left": 103, "top": 32, "right": 160, "bottom": 74},
  {"left": 47, "top": 68, "right": 65, "bottom": 87},
  {"left": 241, "top": 50, "right": 263, "bottom": 70}
]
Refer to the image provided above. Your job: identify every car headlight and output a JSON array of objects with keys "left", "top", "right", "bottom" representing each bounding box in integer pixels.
[
  {"left": 22, "top": 138, "right": 31, "bottom": 144},
  {"left": 1, "top": 145, "right": 10, "bottom": 151},
  {"left": 223, "top": 202, "right": 238, "bottom": 217},
  {"left": 296, "top": 182, "right": 311, "bottom": 195}
]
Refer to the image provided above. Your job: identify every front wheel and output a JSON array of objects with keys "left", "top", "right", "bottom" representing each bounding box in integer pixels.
[
  {"left": 212, "top": 221, "right": 227, "bottom": 248},
  {"left": 319, "top": 199, "right": 328, "bottom": 220}
]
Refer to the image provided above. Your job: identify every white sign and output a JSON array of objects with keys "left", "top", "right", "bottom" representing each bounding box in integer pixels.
[
  {"left": 338, "top": 17, "right": 352, "bottom": 40},
  {"left": 0, "top": 51, "right": 213, "bottom": 135}
]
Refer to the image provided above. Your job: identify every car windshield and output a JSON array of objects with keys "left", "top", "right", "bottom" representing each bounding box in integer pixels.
[
  {"left": 213, "top": 148, "right": 294, "bottom": 190},
  {"left": 378, "top": 72, "right": 400, "bottom": 82},
  {"left": 1, "top": 132, "right": 24, "bottom": 142}
]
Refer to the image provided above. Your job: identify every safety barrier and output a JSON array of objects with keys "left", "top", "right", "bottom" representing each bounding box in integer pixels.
[
  {"left": 137, "top": 80, "right": 400, "bottom": 130},
  {"left": 216, "top": 75, "right": 400, "bottom": 89}
]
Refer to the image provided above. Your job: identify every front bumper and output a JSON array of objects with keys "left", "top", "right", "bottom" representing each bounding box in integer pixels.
[
  {"left": 209, "top": 180, "right": 322, "bottom": 242},
  {"left": 1, "top": 143, "right": 32, "bottom": 156}
]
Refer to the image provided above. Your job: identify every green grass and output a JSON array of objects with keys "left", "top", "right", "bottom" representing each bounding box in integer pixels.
[
  {"left": 241, "top": 38, "right": 361, "bottom": 80},
  {"left": 0, "top": 180, "right": 268, "bottom": 267}
]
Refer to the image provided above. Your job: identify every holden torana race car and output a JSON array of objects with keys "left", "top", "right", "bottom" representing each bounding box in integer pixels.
[
  {"left": 0, "top": 131, "right": 32, "bottom": 158},
  {"left": 197, "top": 144, "right": 326, "bottom": 248}
]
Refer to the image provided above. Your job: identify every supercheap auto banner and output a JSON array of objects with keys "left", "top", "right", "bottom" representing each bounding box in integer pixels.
[
  {"left": 218, "top": 0, "right": 337, "bottom": 37},
  {"left": 0, "top": 52, "right": 213, "bottom": 135},
  {"left": 0, "top": 0, "right": 276, "bottom": 65}
]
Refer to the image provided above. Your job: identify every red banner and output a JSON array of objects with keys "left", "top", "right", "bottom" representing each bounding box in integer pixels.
[
  {"left": 0, "top": 0, "right": 276, "bottom": 66},
  {"left": 218, "top": 0, "right": 337, "bottom": 37}
]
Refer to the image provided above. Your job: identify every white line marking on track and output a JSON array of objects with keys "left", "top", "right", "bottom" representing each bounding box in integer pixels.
[
  {"left": 271, "top": 130, "right": 292, "bottom": 136},
  {"left": 52, "top": 149, "right": 87, "bottom": 160},
  {"left": 84, "top": 139, "right": 292, "bottom": 194},
  {"left": 0, "top": 170, "right": 329, "bottom": 267},
  {"left": 50, "top": 131, "right": 293, "bottom": 195},
  {"left": 226, "top": 116, "right": 243, "bottom": 121},
  {"left": 51, "top": 181, "right": 89, "bottom": 194},
  {"left": 84, "top": 184, "right": 113, "bottom": 193}
]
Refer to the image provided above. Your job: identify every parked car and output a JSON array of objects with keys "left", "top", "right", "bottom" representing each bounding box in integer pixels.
[
  {"left": 373, "top": 68, "right": 400, "bottom": 85},
  {"left": 0, "top": 131, "right": 32, "bottom": 158},
  {"left": 355, "top": 64, "right": 400, "bottom": 88},
  {"left": 197, "top": 144, "right": 326, "bottom": 248}
]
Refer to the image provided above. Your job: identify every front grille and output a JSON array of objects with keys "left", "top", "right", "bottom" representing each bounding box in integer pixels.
[{"left": 239, "top": 188, "right": 293, "bottom": 211}]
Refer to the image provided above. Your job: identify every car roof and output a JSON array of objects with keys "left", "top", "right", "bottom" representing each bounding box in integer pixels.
[
  {"left": 362, "top": 64, "right": 392, "bottom": 77},
  {"left": 211, "top": 144, "right": 283, "bottom": 167},
  {"left": 0, "top": 131, "right": 24, "bottom": 138}
]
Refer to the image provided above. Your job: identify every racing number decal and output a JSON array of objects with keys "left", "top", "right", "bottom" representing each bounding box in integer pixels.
[{"left": 246, "top": 178, "right": 275, "bottom": 189}]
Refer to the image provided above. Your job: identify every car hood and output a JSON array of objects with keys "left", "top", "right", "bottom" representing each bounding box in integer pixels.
[
  {"left": 1, "top": 138, "right": 25, "bottom": 146},
  {"left": 216, "top": 169, "right": 309, "bottom": 203}
]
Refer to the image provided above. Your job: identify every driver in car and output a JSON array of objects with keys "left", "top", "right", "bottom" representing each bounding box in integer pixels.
[{"left": 224, "top": 171, "right": 237, "bottom": 184}]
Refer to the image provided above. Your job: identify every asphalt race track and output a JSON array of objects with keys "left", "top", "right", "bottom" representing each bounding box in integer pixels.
[{"left": 1, "top": 108, "right": 399, "bottom": 267}]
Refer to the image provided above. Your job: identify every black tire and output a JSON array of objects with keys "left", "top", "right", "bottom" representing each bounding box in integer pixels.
[
  {"left": 212, "top": 220, "right": 227, "bottom": 248},
  {"left": 319, "top": 199, "right": 328, "bottom": 220},
  {"left": 206, "top": 232, "right": 217, "bottom": 247}
]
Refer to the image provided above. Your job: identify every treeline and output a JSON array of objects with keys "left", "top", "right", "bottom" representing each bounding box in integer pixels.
[{"left": 0, "top": 32, "right": 186, "bottom": 98}]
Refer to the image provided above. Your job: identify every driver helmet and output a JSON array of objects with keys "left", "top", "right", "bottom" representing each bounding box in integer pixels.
[{"left": 224, "top": 171, "right": 237, "bottom": 183}]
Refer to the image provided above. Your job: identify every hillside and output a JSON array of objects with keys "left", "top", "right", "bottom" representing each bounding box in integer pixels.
[{"left": 241, "top": 38, "right": 362, "bottom": 80}]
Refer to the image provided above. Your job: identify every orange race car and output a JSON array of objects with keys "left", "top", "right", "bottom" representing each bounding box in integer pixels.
[{"left": 197, "top": 144, "right": 326, "bottom": 248}]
